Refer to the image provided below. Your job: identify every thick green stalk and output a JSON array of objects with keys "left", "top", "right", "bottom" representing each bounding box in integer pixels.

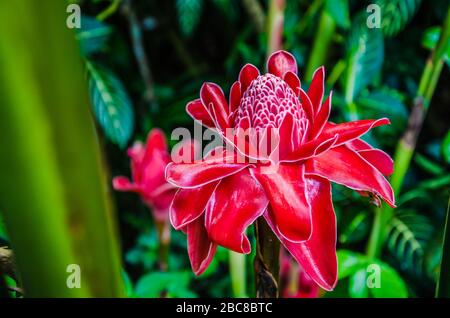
[
  {"left": 366, "top": 7, "right": 450, "bottom": 259},
  {"left": 0, "top": 1, "right": 124, "bottom": 297},
  {"left": 305, "top": 10, "right": 336, "bottom": 79},
  {"left": 436, "top": 197, "right": 450, "bottom": 297},
  {"left": 229, "top": 251, "right": 247, "bottom": 297},
  {"left": 266, "top": 0, "right": 286, "bottom": 57}
]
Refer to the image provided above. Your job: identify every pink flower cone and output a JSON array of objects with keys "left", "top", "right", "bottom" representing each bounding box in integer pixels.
[{"left": 166, "top": 51, "right": 395, "bottom": 290}]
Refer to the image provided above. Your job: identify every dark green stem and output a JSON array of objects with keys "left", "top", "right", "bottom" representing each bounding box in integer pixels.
[
  {"left": 436, "top": 197, "right": 450, "bottom": 297},
  {"left": 254, "top": 218, "right": 280, "bottom": 298}
]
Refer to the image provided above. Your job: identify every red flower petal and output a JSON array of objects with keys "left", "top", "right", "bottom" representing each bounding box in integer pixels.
[
  {"left": 283, "top": 71, "right": 301, "bottom": 96},
  {"left": 347, "top": 139, "right": 394, "bottom": 176},
  {"left": 229, "top": 81, "right": 242, "bottom": 114},
  {"left": 358, "top": 149, "right": 394, "bottom": 176},
  {"left": 265, "top": 176, "right": 337, "bottom": 291},
  {"left": 186, "top": 215, "right": 217, "bottom": 275},
  {"left": 299, "top": 88, "right": 314, "bottom": 124},
  {"left": 144, "top": 128, "right": 168, "bottom": 161},
  {"left": 112, "top": 176, "right": 139, "bottom": 192},
  {"left": 170, "top": 181, "right": 219, "bottom": 230},
  {"left": 347, "top": 138, "right": 372, "bottom": 151},
  {"left": 319, "top": 118, "right": 390, "bottom": 147},
  {"left": 205, "top": 170, "right": 268, "bottom": 253},
  {"left": 312, "top": 91, "right": 332, "bottom": 137},
  {"left": 254, "top": 164, "right": 312, "bottom": 243},
  {"left": 186, "top": 99, "right": 215, "bottom": 128},
  {"left": 151, "top": 188, "right": 176, "bottom": 222},
  {"left": 278, "top": 113, "right": 295, "bottom": 159},
  {"left": 238, "top": 63, "right": 260, "bottom": 92},
  {"left": 267, "top": 50, "right": 298, "bottom": 78},
  {"left": 305, "top": 146, "right": 395, "bottom": 207},
  {"left": 165, "top": 153, "right": 249, "bottom": 188},
  {"left": 307, "top": 66, "right": 324, "bottom": 115},
  {"left": 283, "top": 134, "right": 338, "bottom": 162},
  {"left": 200, "top": 82, "right": 230, "bottom": 129}
]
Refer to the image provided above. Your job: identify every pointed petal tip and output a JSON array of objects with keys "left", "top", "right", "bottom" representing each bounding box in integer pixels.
[{"left": 238, "top": 63, "right": 260, "bottom": 92}]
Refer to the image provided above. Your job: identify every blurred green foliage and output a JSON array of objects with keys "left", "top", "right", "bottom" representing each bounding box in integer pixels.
[{"left": 0, "top": 0, "right": 448, "bottom": 298}]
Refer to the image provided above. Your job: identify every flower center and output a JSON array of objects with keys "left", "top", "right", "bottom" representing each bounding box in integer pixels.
[{"left": 234, "top": 74, "right": 307, "bottom": 133}]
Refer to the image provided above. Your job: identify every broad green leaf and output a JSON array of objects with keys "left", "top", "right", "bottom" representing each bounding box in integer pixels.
[
  {"left": 338, "top": 250, "right": 408, "bottom": 297},
  {"left": 325, "top": 0, "right": 350, "bottom": 29},
  {"left": 76, "top": 15, "right": 112, "bottom": 56},
  {"left": 87, "top": 61, "right": 134, "bottom": 148},
  {"left": 176, "top": 0, "right": 203, "bottom": 37},
  {"left": 371, "top": 262, "right": 408, "bottom": 297},
  {"left": 377, "top": 0, "right": 422, "bottom": 37},
  {"left": 337, "top": 249, "right": 368, "bottom": 279},
  {"left": 0, "top": 0, "right": 125, "bottom": 296},
  {"left": 135, "top": 271, "right": 193, "bottom": 298},
  {"left": 344, "top": 15, "right": 384, "bottom": 103},
  {"left": 349, "top": 269, "right": 370, "bottom": 298}
]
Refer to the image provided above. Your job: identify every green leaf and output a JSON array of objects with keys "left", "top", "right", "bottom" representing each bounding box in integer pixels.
[
  {"left": 422, "top": 26, "right": 450, "bottom": 67},
  {"left": 337, "top": 249, "right": 368, "bottom": 279},
  {"left": 0, "top": 213, "right": 8, "bottom": 241},
  {"left": 87, "top": 61, "right": 134, "bottom": 148},
  {"left": 414, "top": 153, "right": 445, "bottom": 175},
  {"left": 436, "top": 198, "right": 450, "bottom": 297},
  {"left": 442, "top": 130, "right": 450, "bottom": 164},
  {"left": 356, "top": 89, "right": 408, "bottom": 125},
  {"left": 338, "top": 250, "right": 408, "bottom": 297},
  {"left": 76, "top": 15, "right": 112, "bottom": 56},
  {"left": 325, "top": 0, "right": 350, "bottom": 29},
  {"left": 377, "top": 0, "right": 422, "bottom": 37},
  {"left": 135, "top": 271, "right": 194, "bottom": 298},
  {"left": 386, "top": 210, "right": 433, "bottom": 275},
  {"left": 349, "top": 269, "right": 370, "bottom": 298},
  {"left": 176, "top": 0, "right": 203, "bottom": 37},
  {"left": 339, "top": 212, "right": 370, "bottom": 244},
  {"left": 122, "top": 270, "right": 134, "bottom": 298},
  {"left": 371, "top": 262, "right": 408, "bottom": 297},
  {"left": 344, "top": 14, "right": 384, "bottom": 103}
]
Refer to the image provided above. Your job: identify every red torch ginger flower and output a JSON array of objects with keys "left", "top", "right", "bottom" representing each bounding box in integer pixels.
[
  {"left": 113, "top": 128, "right": 176, "bottom": 221},
  {"left": 166, "top": 51, "right": 395, "bottom": 290}
]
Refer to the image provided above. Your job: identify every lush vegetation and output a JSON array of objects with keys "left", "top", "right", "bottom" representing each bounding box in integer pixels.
[{"left": 0, "top": 0, "right": 449, "bottom": 298}]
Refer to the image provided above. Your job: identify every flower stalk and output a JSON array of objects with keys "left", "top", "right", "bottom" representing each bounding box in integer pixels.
[
  {"left": 229, "top": 251, "right": 248, "bottom": 297},
  {"left": 254, "top": 218, "right": 280, "bottom": 298},
  {"left": 155, "top": 220, "right": 170, "bottom": 271},
  {"left": 266, "top": 0, "right": 285, "bottom": 57},
  {"left": 366, "top": 6, "right": 450, "bottom": 259}
]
